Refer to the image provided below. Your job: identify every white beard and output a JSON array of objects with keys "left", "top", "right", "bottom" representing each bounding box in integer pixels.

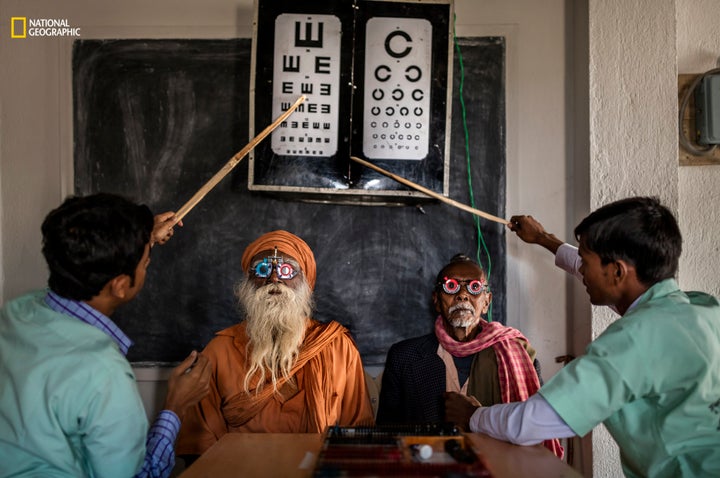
[
  {"left": 446, "top": 303, "right": 480, "bottom": 329},
  {"left": 235, "top": 277, "right": 314, "bottom": 393}
]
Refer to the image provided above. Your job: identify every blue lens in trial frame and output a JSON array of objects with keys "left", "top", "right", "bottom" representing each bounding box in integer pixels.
[{"left": 254, "top": 259, "right": 298, "bottom": 280}]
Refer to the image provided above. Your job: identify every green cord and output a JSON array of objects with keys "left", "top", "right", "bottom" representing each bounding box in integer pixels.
[{"left": 453, "top": 15, "right": 494, "bottom": 321}]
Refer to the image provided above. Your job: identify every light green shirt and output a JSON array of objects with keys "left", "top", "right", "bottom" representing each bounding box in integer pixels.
[
  {"left": 540, "top": 279, "right": 720, "bottom": 477},
  {"left": 0, "top": 291, "right": 148, "bottom": 477}
]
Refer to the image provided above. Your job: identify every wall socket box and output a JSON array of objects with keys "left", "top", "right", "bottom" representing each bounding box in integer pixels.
[{"left": 695, "top": 74, "right": 720, "bottom": 145}]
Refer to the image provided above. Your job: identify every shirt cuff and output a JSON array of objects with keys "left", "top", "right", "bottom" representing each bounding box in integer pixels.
[
  {"left": 136, "top": 411, "right": 180, "bottom": 478},
  {"left": 555, "top": 243, "right": 583, "bottom": 281},
  {"left": 151, "top": 410, "right": 181, "bottom": 439},
  {"left": 469, "top": 394, "right": 575, "bottom": 445}
]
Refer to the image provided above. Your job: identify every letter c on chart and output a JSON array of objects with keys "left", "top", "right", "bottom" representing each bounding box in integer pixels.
[
  {"left": 405, "top": 65, "right": 422, "bottom": 82},
  {"left": 375, "top": 65, "right": 391, "bottom": 82},
  {"left": 384, "top": 30, "right": 412, "bottom": 59}
]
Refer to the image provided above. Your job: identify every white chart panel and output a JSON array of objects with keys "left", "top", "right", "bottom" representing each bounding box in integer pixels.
[
  {"left": 363, "top": 17, "right": 432, "bottom": 160},
  {"left": 272, "top": 14, "right": 341, "bottom": 156}
]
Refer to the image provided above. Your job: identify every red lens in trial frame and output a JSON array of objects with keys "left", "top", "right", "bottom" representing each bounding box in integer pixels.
[{"left": 439, "top": 277, "right": 488, "bottom": 295}]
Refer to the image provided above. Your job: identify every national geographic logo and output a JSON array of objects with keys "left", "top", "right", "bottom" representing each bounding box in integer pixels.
[{"left": 10, "top": 17, "right": 81, "bottom": 38}]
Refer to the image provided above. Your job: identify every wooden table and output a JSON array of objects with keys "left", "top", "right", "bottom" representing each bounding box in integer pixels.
[{"left": 179, "top": 432, "right": 582, "bottom": 478}]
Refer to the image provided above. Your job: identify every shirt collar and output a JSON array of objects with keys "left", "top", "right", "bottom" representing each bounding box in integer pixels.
[
  {"left": 624, "top": 278, "right": 679, "bottom": 315},
  {"left": 624, "top": 295, "right": 643, "bottom": 314},
  {"left": 44, "top": 289, "right": 134, "bottom": 355}
]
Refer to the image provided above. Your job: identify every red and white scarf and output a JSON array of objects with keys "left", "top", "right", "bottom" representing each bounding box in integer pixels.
[{"left": 435, "top": 315, "right": 564, "bottom": 459}]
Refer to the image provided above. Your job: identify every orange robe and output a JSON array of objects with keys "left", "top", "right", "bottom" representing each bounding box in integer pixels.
[{"left": 176, "top": 319, "right": 374, "bottom": 455}]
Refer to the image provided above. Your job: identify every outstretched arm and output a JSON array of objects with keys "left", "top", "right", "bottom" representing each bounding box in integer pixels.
[
  {"left": 507, "top": 215, "right": 564, "bottom": 254},
  {"left": 507, "top": 215, "right": 583, "bottom": 280},
  {"left": 445, "top": 392, "right": 575, "bottom": 446}
]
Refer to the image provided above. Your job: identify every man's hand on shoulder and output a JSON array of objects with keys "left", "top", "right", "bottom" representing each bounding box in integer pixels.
[{"left": 444, "top": 392, "right": 481, "bottom": 432}]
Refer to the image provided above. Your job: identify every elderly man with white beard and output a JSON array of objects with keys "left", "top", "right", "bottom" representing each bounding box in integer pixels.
[
  {"left": 176, "top": 230, "right": 374, "bottom": 460},
  {"left": 376, "top": 254, "right": 563, "bottom": 458}
]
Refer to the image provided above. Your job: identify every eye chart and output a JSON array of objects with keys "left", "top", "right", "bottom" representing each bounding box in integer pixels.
[
  {"left": 250, "top": 0, "right": 453, "bottom": 198},
  {"left": 272, "top": 14, "right": 341, "bottom": 157},
  {"left": 363, "top": 17, "right": 432, "bottom": 160}
]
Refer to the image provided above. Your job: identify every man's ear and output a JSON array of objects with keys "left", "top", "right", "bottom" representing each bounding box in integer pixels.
[
  {"left": 481, "top": 292, "right": 493, "bottom": 314},
  {"left": 432, "top": 291, "right": 441, "bottom": 313},
  {"left": 108, "top": 274, "right": 132, "bottom": 300},
  {"left": 613, "top": 260, "right": 630, "bottom": 283}
]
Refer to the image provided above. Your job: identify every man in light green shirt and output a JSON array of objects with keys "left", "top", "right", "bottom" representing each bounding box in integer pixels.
[
  {"left": 446, "top": 196, "right": 720, "bottom": 477},
  {"left": 0, "top": 194, "right": 211, "bottom": 477},
  {"left": 0, "top": 291, "right": 149, "bottom": 476}
]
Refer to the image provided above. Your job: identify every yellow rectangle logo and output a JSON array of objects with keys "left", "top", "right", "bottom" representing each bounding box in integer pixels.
[{"left": 11, "top": 17, "right": 27, "bottom": 38}]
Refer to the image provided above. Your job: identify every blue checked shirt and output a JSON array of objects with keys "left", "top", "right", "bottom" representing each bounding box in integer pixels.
[{"left": 46, "top": 291, "right": 180, "bottom": 478}]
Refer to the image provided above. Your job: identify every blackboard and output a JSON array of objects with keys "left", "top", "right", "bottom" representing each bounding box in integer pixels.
[{"left": 72, "top": 37, "right": 505, "bottom": 367}]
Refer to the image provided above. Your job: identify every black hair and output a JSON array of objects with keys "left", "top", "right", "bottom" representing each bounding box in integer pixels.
[
  {"left": 41, "top": 193, "right": 154, "bottom": 301},
  {"left": 574, "top": 196, "right": 682, "bottom": 285}
]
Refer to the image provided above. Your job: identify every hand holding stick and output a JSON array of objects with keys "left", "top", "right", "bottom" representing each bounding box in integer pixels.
[
  {"left": 173, "top": 95, "right": 307, "bottom": 225},
  {"left": 350, "top": 156, "right": 509, "bottom": 225}
]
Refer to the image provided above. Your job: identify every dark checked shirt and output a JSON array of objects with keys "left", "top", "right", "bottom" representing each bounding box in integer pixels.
[{"left": 45, "top": 290, "right": 180, "bottom": 478}]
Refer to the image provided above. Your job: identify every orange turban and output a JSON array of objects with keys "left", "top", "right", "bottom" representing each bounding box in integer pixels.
[{"left": 240, "top": 230, "right": 317, "bottom": 290}]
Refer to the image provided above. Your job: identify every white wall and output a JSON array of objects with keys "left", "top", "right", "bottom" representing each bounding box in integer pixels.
[
  {"left": 588, "top": 0, "right": 679, "bottom": 475},
  {"left": 677, "top": 0, "right": 720, "bottom": 299}
]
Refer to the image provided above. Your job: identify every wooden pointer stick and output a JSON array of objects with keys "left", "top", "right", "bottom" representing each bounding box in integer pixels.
[
  {"left": 350, "top": 156, "right": 510, "bottom": 225},
  {"left": 173, "top": 95, "right": 307, "bottom": 224}
]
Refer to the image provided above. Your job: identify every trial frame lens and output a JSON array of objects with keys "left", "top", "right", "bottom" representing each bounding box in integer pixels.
[
  {"left": 253, "top": 259, "right": 298, "bottom": 280},
  {"left": 439, "top": 277, "right": 488, "bottom": 295}
]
